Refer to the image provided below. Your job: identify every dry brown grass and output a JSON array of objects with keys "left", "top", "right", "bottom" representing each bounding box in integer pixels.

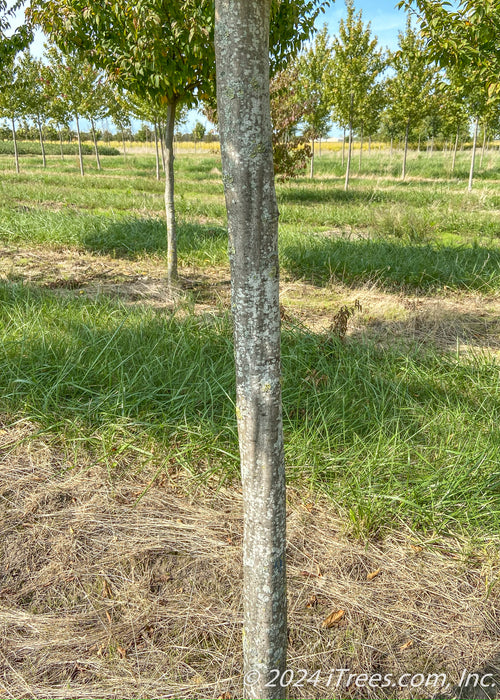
[
  {"left": 1, "top": 245, "right": 500, "bottom": 356},
  {"left": 1, "top": 419, "right": 499, "bottom": 699}
]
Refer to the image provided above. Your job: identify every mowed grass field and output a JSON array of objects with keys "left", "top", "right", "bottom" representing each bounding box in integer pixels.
[{"left": 0, "top": 145, "right": 499, "bottom": 699}]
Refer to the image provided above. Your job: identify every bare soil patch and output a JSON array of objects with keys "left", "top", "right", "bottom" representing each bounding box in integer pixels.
[
  {"left": 1, "top": 245, "right": 499, "bottom": 354},
  {"left": 1, "top": 418, "right": 499, "bottom": 699}
]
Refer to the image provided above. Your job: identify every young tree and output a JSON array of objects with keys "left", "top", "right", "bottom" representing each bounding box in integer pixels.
[
  {"left": 45, "top": 45, "right": 100, "bottom": 176},
  {"left": 29, "top": 0, "right": 217, "bottom": 285},
  {"left": 384, "top": 19, "right": 435, "bottom": 179},
  {"left": 0, "top": 55, "right": 22, "bottom": 171},
  {"left": 215, "top": 0, "right": 330, "bottom": 696},
  {"left": 271, "top": 61, "right": 313, "bottom": 178},
  {"left": 16, "top": 50, "right": 51, "bottom": 167},
  {"left": 296, "top": 24, "right": 333, "bottom": 178},
  {"left": 399, "top": 0, "right": 500, "bottom": 189},
  {"left": 192, "top": 120, "right": 206, "bottom": 153},
  {"left": 329, "top": 0, "right": 385, "bottom": 190}
]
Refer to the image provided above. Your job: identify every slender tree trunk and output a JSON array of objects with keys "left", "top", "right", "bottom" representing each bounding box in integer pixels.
[
  {"left": 38, "top": 117, "right": 46, "bottom": 168},
  {"left": 342, "top": 127, "right": 345, "bottom": 167},
  {"left": 480, "top": 127, "right": 487, "bottom": 168},
  {"left": 75, "top": 113, "right": 84, "bottom": 177},
  {"left": 154, "top": 121, "right": 160, "bottom": 181},
  {"left": 451, "top": 127, "right": 459, "bottom": 175},
  {"left": 160, "top": 122, "right": 166, "bottom": 172},
  {"left": 368, "top": 135, "right": 372, "bottom": 155},
  {"left": 417, "top": 135, "right": 421, "bottom": 153},
  {"left": 11, "top": 116, "right": 20, "bottom": 174},
  {"left": 468, "top": 117, "right": 479, "bottom": 192},
  {"left": 344, "top": 103, "right": 353, "bottom": 192},
  {"left": 59, "top": 126, "right": 64, "bottom": 160},
  {"left": 122, "top": 129, "right": 127, "bottom": 161},
  {"left": 90, "top": 118, "right": 101, "bottom": 171},
  {"left": 319, "top": 137, "right": 322, "bottom": 157},
  {"left": 310, "top": 138, "right": 314, "bottom": 179},
  {"left": 164, "top": 100, "right": 178, "bottom": 285},
  {"left": 215, "top": 1, "right": 287, "bottom": 697},
  {"left": 402, "top": 120, "right": 410, "bottom": 180},
  {"left": 358, "top": 126, "right": 364, "bottom": 173}
]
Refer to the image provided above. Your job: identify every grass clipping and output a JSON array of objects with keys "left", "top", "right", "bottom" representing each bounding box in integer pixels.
[{"left": 1, "top": 420, "right": 499, "bottom": 699}]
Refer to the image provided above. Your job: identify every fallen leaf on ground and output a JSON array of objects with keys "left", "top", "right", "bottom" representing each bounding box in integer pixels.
[
  {"left": 367, "top": 568, "right": 381, "bottom": 581},
  {"left": 322, "top": 609, "right": 345, "bottom": 628}
]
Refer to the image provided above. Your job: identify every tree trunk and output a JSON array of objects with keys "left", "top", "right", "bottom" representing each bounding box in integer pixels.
[
  {"left": 451, "top": 127, "right": 459, "bottom": 175},
  {"left": 344, "top": 106, "right": 353, "bottom": 192},
  {"left": 11, "top": 116, "right": 20, "bottom": 174},
  {"left": 402, "top": 120, "right": 410, "bottom": 180},
  {"left": 342, "top": 127, "right": 345, "bottom": 167},
  {"left": 164, "top": 100, "right": 178, "bottom": 285},
  {"left": 215, "top": 1, "right": 287, "bottom": 698},
  {"left": 154, "top": 121, "right": 160, "bottom": 181},
  {"left": 310, "top": 138, "right": 314, "bottom": 179},
  {"left": 38, "top": 117, "right": 46, "bottom": 168},
  {"left": 59, "top": 126, "right": 64, "bottom": 160},
  {"left": 122, "top": 129, "right": 127, "bottom": 161},
  {"left": 90, "top": 118, "right": 101, "bottom": 171},
  {"left": 468, "top": 117, "right": 479, "bottom": 192},
  {"left": 160, "top": 122, "right": 166, "bottom": 172},
  {"left": 480, "top": 126, "right": 487, "bottom": 168},
  {"left": 319, "top": 137, "right": 322, "bottom": 157},
  {"left": 358, "top": 125, "right": 364, "bottom": 173},
  {"left": 75, "top": 113, "right": 84, "bottom": 177}
]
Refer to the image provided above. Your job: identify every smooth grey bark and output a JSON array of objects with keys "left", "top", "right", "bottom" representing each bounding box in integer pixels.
[
  {"left": 11, "top": 117, "right": 19, "bottom": 174},
  {"left": 215, "top": 1, "right": 287, "bottom": 698},
  {"left": 402, "top": 120, "right": 410, "bottom": 180},
  {"left": 342, "top": 127, "right": 346, "bottom": 167},
  {"left": 468, "top": 117, "right": 479, "bottom": 192},
  {"left": 90, "top": 118, "right": 101, "bottom": 171},
  {"left": 37, "top": 118, "right": 46, "bottom": 168},
  {"left": 75, "top": 113, "right": 84, "bottom": 177},
  {"left": 164, "top": 99, "right": 178, "bottom": 284},
  {"left": 154, "top": 121, "right": 160, "bottom": 181},
  {"left": 310, "top": 138, "right": 315, "bottom": 178}
]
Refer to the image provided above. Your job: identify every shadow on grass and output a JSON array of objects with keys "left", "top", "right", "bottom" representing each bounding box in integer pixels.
[
  {"left": 83, "top": 217, "right": 227, "bottom": 260},
  {"left": 281, "top": 235, "right": 500, "bottom": 292},
  {"left": 0, "top": 281, "right": 498, "bottom": 536}
]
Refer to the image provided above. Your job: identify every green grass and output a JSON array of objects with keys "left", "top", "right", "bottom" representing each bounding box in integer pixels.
[
  {"left": 1, "top": 150, "right": 499, "bottom": 292},
  {"left": 0, "top": 148, "right": 499, "bottom": 539},
  {"left": 0, "top": 282, "right": 498, "bottom": 538}
]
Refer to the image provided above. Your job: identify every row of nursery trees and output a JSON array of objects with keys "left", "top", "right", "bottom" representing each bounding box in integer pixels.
[
  {"left": 275, "top": 0, "right": 500, "bottom": 188},
  {"left": 0, "top": 0, "right": 499, "bottom": 281},
  {"left": 2, "top": 1, "right": 500, "bottom": 190},
  {"left": 0, "top": 45, "right": 197, "bottom": 177},
  {"left": 2, "top": 2, "right": 500, "bottom": 185}
]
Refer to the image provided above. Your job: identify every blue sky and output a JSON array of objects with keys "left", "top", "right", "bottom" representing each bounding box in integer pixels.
[{"left": 322, "top": 0, "right": 407, "bottom": 52}]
